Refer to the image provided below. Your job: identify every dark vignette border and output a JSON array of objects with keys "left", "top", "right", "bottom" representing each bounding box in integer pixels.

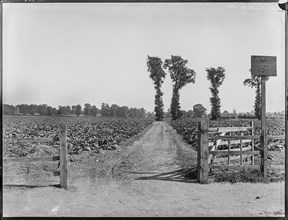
[{"left": 0, "top": 1, "right": 286, "bottom": 220}]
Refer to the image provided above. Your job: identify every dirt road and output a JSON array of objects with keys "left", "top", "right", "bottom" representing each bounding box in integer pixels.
[{"left": 3, "top": 122, "right": 285, "bottom": 217}]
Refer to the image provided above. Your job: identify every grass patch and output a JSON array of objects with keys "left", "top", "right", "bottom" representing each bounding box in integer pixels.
[{"left": 212, "top": 169, "right": 284, "bottom": 184}]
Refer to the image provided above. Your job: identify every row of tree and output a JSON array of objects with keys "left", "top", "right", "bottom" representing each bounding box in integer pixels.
[
  {"left": 147, "top": 55, "right": 225, "bottom": 121},
  {"left": 99, "top": 103, "right": 149, "bottom": 118},
  {"left": 3, "top": 103, "right": 153, "bottom": 118},
  {"left": 165, "top": 103, "right": 207, "bottom": 118}
]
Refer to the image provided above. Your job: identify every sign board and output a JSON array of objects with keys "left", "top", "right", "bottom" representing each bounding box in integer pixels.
[{"left": 251, "top": 56, "right": 277, "bottom": 77}]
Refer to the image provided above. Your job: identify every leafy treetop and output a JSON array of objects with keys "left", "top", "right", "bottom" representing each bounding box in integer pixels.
[{"left": 163, "top": 55, "right": 196, "bottom": 90}]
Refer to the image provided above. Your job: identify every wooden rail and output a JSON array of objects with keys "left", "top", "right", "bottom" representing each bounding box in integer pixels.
[
  {"left": 3, "top": 156, "right": 60, "bottom": 163},
  {"left": 4, "top": 137, "right": 56, "bottom": 143},
  {"left": 197, "top": 121, "right": 284, "bottom": 184},
  {"left": 209, "top": 127, "right": 253, "bottom": 133},
  {"left": 208, "top": 139, "right": 252, "bottom": 147},
  {"left": 4, "top": 171, "right": 61, "bottom": 179},
  {"left": 3, "top": 122, "right": 68, "bottom": 189},
  {"left": 209, "top": 135, "right": 284, "bottom": 140},
  {"left": 210, "top": 150, "right": 260, "bottom": 155},
  {"left": 210, "top": 165, "right": 259, "bottom": 170}
]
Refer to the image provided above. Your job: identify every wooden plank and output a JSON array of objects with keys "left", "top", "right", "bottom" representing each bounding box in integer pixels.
[
  {"left": 208, "top": 139, "right": 252, "bottom": 147},
  {"left": 268, "top": 151, "right": 285, "bottom": 155},
  {"left": 208, "top": 135, "right": 284, "bottom": 143},
  {"left": 3, "top": 137, "right": 54, "bottom": 143},
  {"left": 211, "top": 145, "right": 252, "bottom": 152},
  {"left": 18, "top": 138, "right": 54, "bottom": 143},
  {"left": 197, "top": 122, "right": 201, "bottom": 180},
  {"left": 210, "top": 165, "right": 259, "bottom": 170},
  {"left": 240, "top": 134, "right": 243, "bottom": 165},
  {"left": 59, "top": 122, "right": 68, "bottom": 189},
  {"left": 267, "top": 135, "right": 285, "bottom": 140},
  {"left": 210, "top": 150, "right": 260, "bottom": 155},
  {"left": 3, "top": 171, "right": 60, "bottom": 179},
  {"left": 3, "top": 156, "right": 60, "bottom": 163},
  {"left": 197, "top": 121, "right": 209, "bottom": 184},
  {"left": 209, "top": 127, "right": 252, "bottom": 133},
  {"left": 228, "top": 139, "right": 231, "bottom": 165},
  {"left": 250, "top": 121, "right": 255, "bottom": 165},
  {"left": 209, "top": 135, "right": 259, "bottom": 140},
  {"left": 212, "top": 155, "right": 253, "bottom": 164},
  {"left": 218, "top": 127, "right": 253, "bottom": 133},
  {"left": 209, "top": 132, "right": 226, "bottom": 164}
]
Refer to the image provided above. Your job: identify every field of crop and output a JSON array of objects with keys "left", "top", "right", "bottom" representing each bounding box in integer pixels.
[
  {"left": 169, "top": 118, "right": 285, "bottom": 152},
  {"left": 3, "top": 116, "right": 154, "bottom": 158}
]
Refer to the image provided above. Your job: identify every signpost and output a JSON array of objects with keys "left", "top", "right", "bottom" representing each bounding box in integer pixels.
[
  {"left": 251, "top": 56, "right": 277, "bottom": 76},
  {"left": 251, "top": 55, "right": 277, "bottom": 178}
]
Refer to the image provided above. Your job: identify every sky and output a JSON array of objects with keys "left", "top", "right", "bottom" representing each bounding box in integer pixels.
[{"left": 3, "top": 2, "right": 285, "bottom": 113}]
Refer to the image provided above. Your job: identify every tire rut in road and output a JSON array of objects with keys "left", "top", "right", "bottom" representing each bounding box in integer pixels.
[{"left": 112, "top": 121, "right": 188, "bottom": 180}]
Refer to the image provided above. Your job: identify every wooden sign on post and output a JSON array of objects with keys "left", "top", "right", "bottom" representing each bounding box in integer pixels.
[
  {"left": 251, "top": 55, "right": 277, "bottom": 76},
  {"left": 251, "top": 55, "right": 277, "bottom": 178}
]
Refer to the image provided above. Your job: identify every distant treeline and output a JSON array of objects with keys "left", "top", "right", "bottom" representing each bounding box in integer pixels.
[{"left": 3, "top": 103, "right": 154, "bottom": 118}]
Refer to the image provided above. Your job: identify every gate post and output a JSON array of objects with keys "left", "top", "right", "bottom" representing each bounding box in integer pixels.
[
  {"left": 59, "top": 122, "right": 68, "bottom": 189},
  {"left": 197, "top": 121, "right": 209, "bottom": 184},
  {"left": 250, "top": 121, "right": 255, "bottom": 165}
]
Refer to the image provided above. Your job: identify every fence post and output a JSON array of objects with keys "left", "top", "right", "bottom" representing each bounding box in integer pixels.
[
  {"left": 59, "top": 122, "right": 68, "bottom": 189},
  {"left": 197, "top": 121, "right": 209, "bottom": 184},
  {"left": 250, "top": 121, "right": 255, "bottom": 165}
]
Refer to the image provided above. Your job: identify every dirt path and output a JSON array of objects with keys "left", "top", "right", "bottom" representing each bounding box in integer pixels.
[{"left": 3, "top": 122, "right": 285, "bottom": 217}]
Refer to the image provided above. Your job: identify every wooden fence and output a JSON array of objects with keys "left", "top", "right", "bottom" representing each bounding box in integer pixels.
[
  {"left": 3, "top": 122, "right": 68, "bottom": 189},
  {"left": 197, "top": 120, "right": 284, "bottom": 184}
]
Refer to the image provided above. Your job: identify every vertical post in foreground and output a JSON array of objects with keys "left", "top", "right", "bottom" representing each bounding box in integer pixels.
[
  {"left": 250, "top": 121, "right": 255, "bottom": 165},
  {"left": 197, "top": 121, "right": 209, "bottom": 184},
  {"left": 240, "top": 132, "right": 243, "bottom": 165},
  {"left": 261, "top": 77, "right": 267, "bottom": 178},
  {"left": 59, "top": 121, "right": 68, "bottom": 189},
  {"left": 228, "top": 139, "right": 231, "bottom": 165}
]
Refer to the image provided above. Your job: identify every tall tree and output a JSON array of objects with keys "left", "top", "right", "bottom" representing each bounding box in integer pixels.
[
  {"left": 57, "top": 106, "right": 63, "bottom": 116},
  {"left": 3, "top": 104, "right": 15, "bottom": 115},
  {"left": 84, "top": 103, "right": 92, "bottom": 116},
  {"left": 110, "top": 104, "right": 119, "bottom": 117},
  {"left": 147, "top": 56, "right": 167, "bottom": 121},
  {"left": 91, "top": 105, "right": 99, "bottom": 117},
  {"left": 38, "top": 104, "right": 48, "bottom": 116},
  {"left": 75, "top": 104, "right": 82, "bottom": 116},
  {"left": 243, "top": 75, "right": 261, "bottom": 120},
  {"left": 120, "top": 106, "right": 129, "bottom": 118},
  {"left": 71, "top": 105, "right": 76, "bottom": 115},
  {"left": 101, "top": 103, "right": 110, "bottom": 117},
  {"left": 206, "top": 67, "right": 226, "bottom": 120},
  {"left": 193, "top": 104, "right": 207, "bottom": 118},
  {"left": 66, "top": 105, "right": 71, "bottom": 115},
  {"left": 164, "top": 55, "right": 196, "bottom": 120},
  {"left": 47, "top": 106, "right": 53, "bottom": 116}
]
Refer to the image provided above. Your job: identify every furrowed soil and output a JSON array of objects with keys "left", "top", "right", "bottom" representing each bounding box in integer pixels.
[{"left": 3, "top": 121, "right": 285, "bottom": 217}]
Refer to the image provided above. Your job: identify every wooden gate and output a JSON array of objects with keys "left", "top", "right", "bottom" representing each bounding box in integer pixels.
[
  {"left": 3, "top": 122, "right": 68, "bottom": 189},
  {"left": 197, "top": 120, "right": 284, "bottom": 184}
]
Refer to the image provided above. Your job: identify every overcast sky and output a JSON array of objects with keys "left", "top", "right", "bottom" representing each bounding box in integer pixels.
[{"left": 3, "top": 3, "right": 285, "bottom": 113}]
